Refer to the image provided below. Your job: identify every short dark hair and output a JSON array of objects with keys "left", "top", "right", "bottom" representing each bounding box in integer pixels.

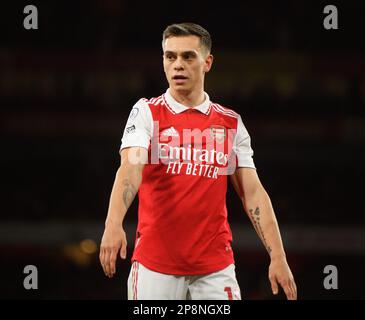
[{"left": 162, "top": 23, "right": 212, "bottom": 53}]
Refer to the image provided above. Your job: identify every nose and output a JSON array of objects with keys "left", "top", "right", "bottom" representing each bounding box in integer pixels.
[{"left": 173, "top": 56, "right": 184, "bottom": 71}]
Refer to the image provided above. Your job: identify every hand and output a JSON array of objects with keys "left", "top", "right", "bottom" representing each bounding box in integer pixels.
[
  {"left": 268, "top": 256, "right": 297, "bottom": 300},
  {"left": 99, "top": 223, "right": 127, "bottom": 278}
]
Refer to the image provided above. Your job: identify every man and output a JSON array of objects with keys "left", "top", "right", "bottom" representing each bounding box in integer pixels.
[{"left": 99, "top": 23, "right": 297, "bottom": 300}]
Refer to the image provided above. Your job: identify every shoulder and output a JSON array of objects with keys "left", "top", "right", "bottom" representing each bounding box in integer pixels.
[
  {"left": 138, "top": 94, "right": 166, "bottom": 108},
  {"left": 209, "top": 101, "right": 240, "bottom": 119},
  {"left": 131, "top": 95, "right": 165, "bottom": 116}
]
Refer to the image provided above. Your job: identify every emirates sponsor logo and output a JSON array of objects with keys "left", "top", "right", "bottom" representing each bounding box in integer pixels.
[
  {"left": 126, "top": 121, "right": 238, "bottom": 176},
  {"left": 158, "top": 143, "right": 229, "bottom": 166}
]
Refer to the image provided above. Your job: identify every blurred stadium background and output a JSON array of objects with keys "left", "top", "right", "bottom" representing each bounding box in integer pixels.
[{"left": 1, "top": 0, "right": 364, "bottom": 299}]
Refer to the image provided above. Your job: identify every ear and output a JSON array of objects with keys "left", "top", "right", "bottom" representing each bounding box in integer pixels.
[{"left": 204, "top": 54, "right": 213, "bottom": 73}]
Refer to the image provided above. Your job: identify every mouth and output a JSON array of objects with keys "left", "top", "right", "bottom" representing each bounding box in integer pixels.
[
  {"left": 172, "top": 75, "right": 188, "bottom": 80},
  {"left": 172, "top": 75, "right": 188, "bottom": 85}
]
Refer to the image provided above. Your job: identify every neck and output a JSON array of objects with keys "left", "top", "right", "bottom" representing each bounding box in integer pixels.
[{"left": 169, "top": 87, "right": 205, "bottom": 107}]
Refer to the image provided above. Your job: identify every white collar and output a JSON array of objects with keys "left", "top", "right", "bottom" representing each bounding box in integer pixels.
[{"left": 164, "top": 89, "right": 211, "bottom": 115}]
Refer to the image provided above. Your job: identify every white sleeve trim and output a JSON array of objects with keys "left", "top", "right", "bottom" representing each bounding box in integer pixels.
[
  {"left": 233, "top": 115, "right": 256, "bottom": 169},
  {"left": 120, "top": 99, "right": 153, "bottom": 151}
]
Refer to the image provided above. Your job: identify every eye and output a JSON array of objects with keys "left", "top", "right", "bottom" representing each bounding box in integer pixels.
[
  {"left": 183, "top": 52, "right": 196, "bottom": 60},
  {"left": 165, "top": 54, "right": 175, "bottom": 61}
]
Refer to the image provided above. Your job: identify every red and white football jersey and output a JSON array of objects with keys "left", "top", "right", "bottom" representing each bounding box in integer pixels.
[{"left": 121, "top": 89, "right": 255, "bottom": 275}]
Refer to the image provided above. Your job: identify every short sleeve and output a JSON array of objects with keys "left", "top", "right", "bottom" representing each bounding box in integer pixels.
[
  {"left": 120, "top": 99, "right": 153, "bottom": 151},
  {"left": 233, "top": 115, "right": 256, "bottom": 169}
]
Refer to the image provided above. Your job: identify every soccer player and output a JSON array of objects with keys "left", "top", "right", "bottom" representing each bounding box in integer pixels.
[{"left": 99, "top": 23, "right": 297, "bottom": 300}]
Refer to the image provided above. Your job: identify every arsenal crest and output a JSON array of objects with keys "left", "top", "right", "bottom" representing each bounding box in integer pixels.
[{"left": 210, "top": 125, "right": 226, "bottom": 143}]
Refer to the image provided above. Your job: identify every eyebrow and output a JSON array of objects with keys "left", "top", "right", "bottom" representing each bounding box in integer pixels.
[{"left": 164, "top": 50, "right": 198, "bottom": 56}]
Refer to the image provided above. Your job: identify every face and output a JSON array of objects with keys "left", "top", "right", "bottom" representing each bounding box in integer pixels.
[{"left": 163, "top": 35, "right": 213, "bottom": 94}]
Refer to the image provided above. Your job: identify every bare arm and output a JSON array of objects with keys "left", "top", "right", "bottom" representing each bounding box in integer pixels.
[
  {"left": 230, "top": 168, "right": 297, "bottom": 300},
  {"left": 99, "top": 147, "right": 146, "bottom": 278}
]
